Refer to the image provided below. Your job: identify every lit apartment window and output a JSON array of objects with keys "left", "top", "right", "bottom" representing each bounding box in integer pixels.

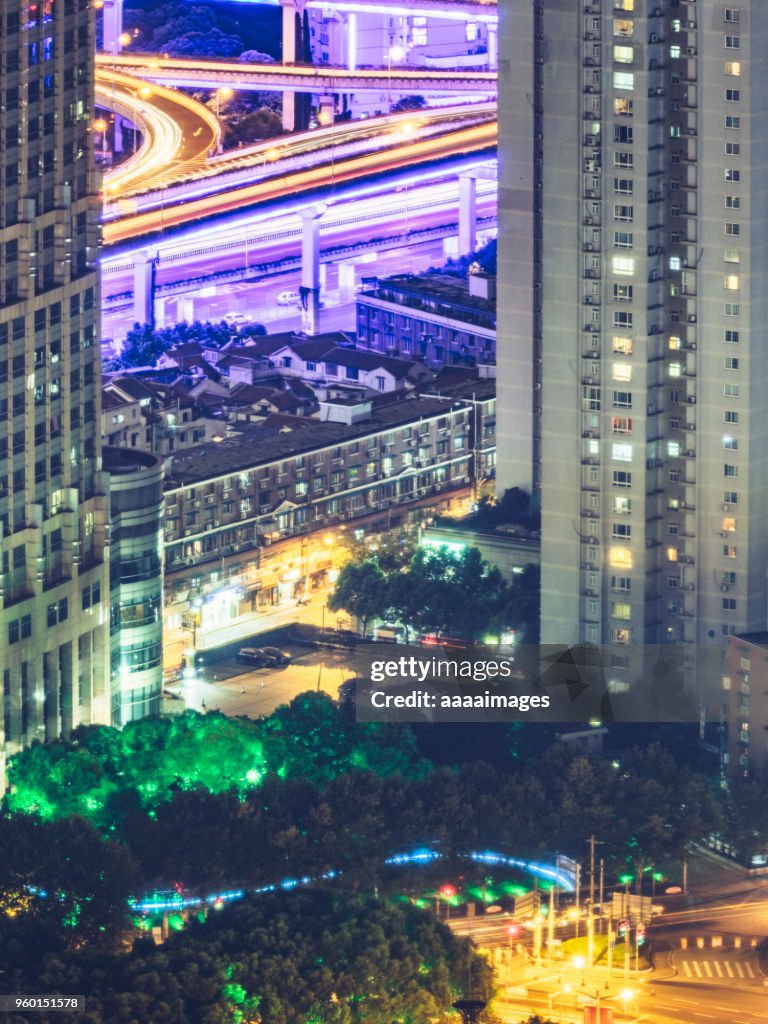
[
  {"left": 668, "top": 336, "right": 681, "bottom": 350},
  {"left": 611, "top": 627, "right": 631, "bottom": 645},
  {"left": 611, "top": 602, "right": 631, "bottom": 620},
  {"left": 614, "top": 19, "right": 633, "bottom": 38},
  {"left": 465, "top": 21, "right": 478, "bottom": 41},
  {"left": 724, "top": 61, "right": 741, "bottom": 75},
  {"left": 609, "top": 547, "right": 633, "bottom": 569},
  {"left": 669, "top": 363, "right": 682, "bottom": 378},
  {"left": 613, "top": 495, "right": 632, "bottom": 514},
  {"left": 611, "top": 416, "right": 632, "bottom": 434},
  {"left": 725, "top": 275, "right": 740, "bottom": 290},
  {"left": 669, "top": 45, "right": 681, "bottom": 59},
  {"left": 612, "top": 336, "right": 633, "bottom": 354},
  {"left": 667, "top": 547, "right": 679, "bottom": 562},
  {"left": 613, "top": 285, "right": 633, "bottom": 303},
  {"left": 614, "top": 0, "right": 634, "bottom": 10},
  {"left": 723, "top": 437, "right": 739, "bottom": 451},
  {"left": 612, "top": 363, "right": 632, "bottom": 381},
  {"left": 667, "top": 441, "right": 680, "bottom": 457},
  {"left": 614, "top": 45, "right": 633, "bottom": 63},
  {"left": 612, "top": 443, "right": 633, "bottom": 462},
  {"left": 412, "top": 16, "right": 427, "bottom": 45},
  {"left": 669, "top": 256, "right": 682, "bottom": 271},
  {"left": 612, "top": 257, "right": 635, "bottom": 275},
  {"left": 723, "top": 517, "right": 737, "bottom": 532},
  {"left": 724, "top": 545, "right": 737, "bottom": 558}
]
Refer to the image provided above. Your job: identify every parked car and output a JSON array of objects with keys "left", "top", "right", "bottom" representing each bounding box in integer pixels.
[
  {"left": 223, "top": 312, "right": 250, "bottom": 326},
  {"left": 276, "top": 290, "right": 301, "bottom": 306},
  {"left": 257, "top": 646, "right": 291, "bottom": 665},
  {"left": 236, "top": 647, "right": 272, "bottom": 666}
]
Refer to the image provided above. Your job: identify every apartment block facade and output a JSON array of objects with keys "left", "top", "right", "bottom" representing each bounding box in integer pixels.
[
  {"left": 0, "top": 0, "right": 110, "bottom": 779},
  {"left": 498, "top": 1, "right": 768, "bottom": 697}
]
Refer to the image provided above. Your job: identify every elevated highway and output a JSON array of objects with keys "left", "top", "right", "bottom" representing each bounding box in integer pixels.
[
  {"left": 98, "top": 53, "right": 497, "bottom": 96},
  {"left": 104, "top": 121, "right": 496, "bottom": 245}
]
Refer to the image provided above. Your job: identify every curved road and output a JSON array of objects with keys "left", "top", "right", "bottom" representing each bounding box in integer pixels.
[{"left": 97, "top": 69, "right": 218, "bottom": 197}]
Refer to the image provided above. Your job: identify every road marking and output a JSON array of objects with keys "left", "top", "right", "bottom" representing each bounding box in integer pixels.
[
  {"left": 682, "top": 961, "right": 692, "bottom": 977},
  {"left": 692, "top": 961, "right": 703, "bottom": 977},
  {"left": 744, "top": 962, "right": 755, "bottom": 978},
  {"left": 735, "top": 962, "right": 744, "bottom": 978},
  {"left": 692, "top": 1014, "right": 716, "bottom": 1019},
  {"left": 713, "top": 961, "right": 723, "bottom": 977},
  {"left": 724, "top": 962, "right": 735, "bottom": 977},
  {"left": 702, "top": 961, "right": 713, "bottom": 977}
]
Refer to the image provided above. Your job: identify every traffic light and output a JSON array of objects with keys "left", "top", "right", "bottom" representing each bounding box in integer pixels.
[
  {"left": 618, "top": 919, "right": 629, "bottom": 936},
  {"left": 637, "top": 925, "right": 646, "bottom": 946}
]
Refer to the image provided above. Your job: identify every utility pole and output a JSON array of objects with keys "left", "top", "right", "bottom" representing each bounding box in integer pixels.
[
  {"left": 587, "top": 835, "right": 603, "bottom": 965},
  {"left": 599, "top": 858, "right": 605, "bottom": 935},
  {"left": 548, "top": 885, "right": 556, "bottom": 965},
  {"left": 574, "top": 863, "right": 581, "bottom": 939}
]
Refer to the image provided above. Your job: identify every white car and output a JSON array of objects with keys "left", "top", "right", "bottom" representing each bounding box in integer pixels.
[
  {"left": 276, "top": 290, "right": 301, "bottom": 306},
  {"left": 223, "top": 312, "right": 250, "bottom": 326}
]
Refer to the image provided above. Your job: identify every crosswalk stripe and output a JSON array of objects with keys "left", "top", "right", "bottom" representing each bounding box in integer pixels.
[
  {"left": 713, "top": 962, "right": 723, "bottom": 977},
  {"left": 683, "top": 961, "right": 692, "bottom": 977},
  {"left": 693, "top": 961, "right": 703, "bottom": 977},
  {"left": 735, "top": 963, "right": 744, "bottom": 978},
  {"left": 724, "top": 962, "right": 734, "bottom": 977},
  {"left": 745, "top": 963, "right": 754, "bottom": 978},
  {"left": 702, "top": 962, "right": 713, "bottom": 977}
]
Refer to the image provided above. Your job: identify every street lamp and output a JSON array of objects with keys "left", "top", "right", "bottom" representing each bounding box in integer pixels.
[{"left": 93, "top": 117, "right": 109, "bottom": 162}]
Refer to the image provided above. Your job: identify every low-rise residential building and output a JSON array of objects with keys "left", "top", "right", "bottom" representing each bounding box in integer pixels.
[
  {"left": 726, "top": 633, "right": 768, "bottom": 778},
  {"left": 161, "top": 383, "right": 496, "bottom": 655},
  {"left": 356, "top": 273, "right": 496, "bottom": 368}
]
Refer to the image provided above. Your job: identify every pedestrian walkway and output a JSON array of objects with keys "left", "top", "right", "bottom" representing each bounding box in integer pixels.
[{"left": 679, "top": 958, "right": 756, "bottom": 980}]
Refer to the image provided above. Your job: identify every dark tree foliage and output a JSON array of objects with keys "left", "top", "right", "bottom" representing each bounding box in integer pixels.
[
  {"left": 106, "top": 319, "right": 266, "bottom": 370},
  {"left": 2, "top": 892, "right": 492, "bottom": 1024}
]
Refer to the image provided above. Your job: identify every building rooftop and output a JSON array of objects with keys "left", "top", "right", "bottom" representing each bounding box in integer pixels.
[
  {"left": 165, "top": 393, "right": 472, "bottom": 488},
  {"left": 734, "top": 632, "right": 768, "bottom": 650},
  {"left": 363, "top": 273, "right": 497, "bottom": 326}
]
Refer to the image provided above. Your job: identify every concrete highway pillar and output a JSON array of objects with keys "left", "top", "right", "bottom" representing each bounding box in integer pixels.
[
  {"left": 133, "top": 252, "right": 155, "bottom": 327},
  {"left": 338, "top": 261, "right": 356, "bottom": 301},
  {"left": 112, "top": 115, "right": 124, "bottom": 154},
  {"left": 318, "top": 95, "right": 335, "bottom": 126},
  {"left": 280, "top": 0, "right": 309, "bottom": 132},
  {"left": 177, "top": 296, "right": 195, "bottom": 323},
  {"left": 347, "top": 12, "right": 358, "bottom": 71},
  {"left": 487, "top": 25, "right": 498, "bottom": 70},
  {"left": 281, "top": 0, "right": 298, "bottom": 131},
  {"left": 102, "top": 0, "right": 124, "bottom": 54},
  {"left": 459, "top": 173, "right": 478, "bottom": 256},
  {"left": 300, "top": 205, "right": 326, "bottom": 335}
]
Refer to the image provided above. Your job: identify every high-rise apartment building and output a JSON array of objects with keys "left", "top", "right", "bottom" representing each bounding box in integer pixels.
[
  {"left": 0, "top": 0, "right": 110, "bottom": 781},
  {"left": 498, "top": 2, "right": 768, "bottom": 695}
]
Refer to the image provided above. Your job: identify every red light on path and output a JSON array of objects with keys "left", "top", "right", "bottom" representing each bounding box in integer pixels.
[{"left": 439, "top": 885, "right": 456, "bottom": 899}]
